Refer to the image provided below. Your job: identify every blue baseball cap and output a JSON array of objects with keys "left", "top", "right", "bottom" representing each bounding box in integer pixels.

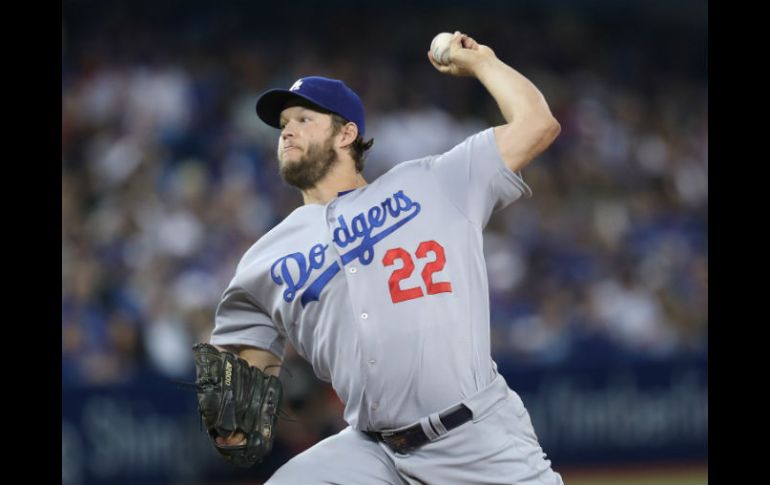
[{"left": 255, "top": 76, "right": 366, "bottom": 136}]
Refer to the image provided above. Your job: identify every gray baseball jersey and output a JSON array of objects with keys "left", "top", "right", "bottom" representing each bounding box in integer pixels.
[{"left": 210, "top": 127, "right": 531, "bottom": 431}]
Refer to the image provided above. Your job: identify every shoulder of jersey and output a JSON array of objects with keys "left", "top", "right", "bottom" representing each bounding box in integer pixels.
[
  {"left": 230, "top": 206, "right": 316, "bottom": 269},
  {"left": 377, "top": 154, "right": 438, "bottom": 180}
]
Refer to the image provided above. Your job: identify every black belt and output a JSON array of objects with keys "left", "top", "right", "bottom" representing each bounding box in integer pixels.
[{"left": 364, "top": 404, "right": 473, "bottom": 454}]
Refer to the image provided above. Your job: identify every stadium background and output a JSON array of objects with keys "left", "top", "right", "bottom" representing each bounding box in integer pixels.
[{"left": 62, "top": 1, "right": 708, "bottom": 483}]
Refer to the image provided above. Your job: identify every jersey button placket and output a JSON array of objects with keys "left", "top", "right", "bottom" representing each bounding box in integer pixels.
[
  {"left": 325, "top": 201, "right": 338, "bottom": 226},
  {"left": 359, "top": 310, "right": 380, "bottom": 396}
]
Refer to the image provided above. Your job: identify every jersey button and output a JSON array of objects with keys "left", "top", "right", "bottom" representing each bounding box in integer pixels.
[
  {"left": 371, "top": 402, "right": 379, "bottom": 410},
  {"left": 368, "top": 359, "right": 376, "bottom": 365},
  {"left": 349, "top": 267, "right": 357, "bottom": 274},
  {"left": 360, "top": 313, "right": 369, "bottom": 320}
]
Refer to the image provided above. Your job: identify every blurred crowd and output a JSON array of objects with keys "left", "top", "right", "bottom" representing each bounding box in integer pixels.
[{"left": 62, "top": 2, "right": 707, "bottom": 400}]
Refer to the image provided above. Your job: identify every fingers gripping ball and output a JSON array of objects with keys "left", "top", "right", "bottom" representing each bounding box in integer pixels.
[
  {"left": 193, "top": 343, "right": 283, "bottom": 467},
  {"left": 430, "top": 32, "right": 454, "bottom": 65}
]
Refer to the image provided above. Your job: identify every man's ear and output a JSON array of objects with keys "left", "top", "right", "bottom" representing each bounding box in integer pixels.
[{"left": 337, "top": 122, "right": 359, "bottom": 149}]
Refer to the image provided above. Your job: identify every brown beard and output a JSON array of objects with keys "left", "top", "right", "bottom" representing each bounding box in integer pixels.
[{"left": 279, "top": 136, "right": 339, "bottom": 191}]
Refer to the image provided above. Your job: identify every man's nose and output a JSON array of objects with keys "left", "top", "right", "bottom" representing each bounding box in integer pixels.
[{"left": 281, "top": 122, "right": 296, "bottom": 139}]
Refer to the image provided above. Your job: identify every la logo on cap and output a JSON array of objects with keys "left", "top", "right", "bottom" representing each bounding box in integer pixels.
[{"left": 290, "top": 79, "right": 303, "bottom": 91}]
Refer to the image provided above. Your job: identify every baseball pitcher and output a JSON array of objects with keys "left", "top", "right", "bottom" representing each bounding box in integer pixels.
[{"left": 192, "top": 31, "right": 564, "bottom": 484}]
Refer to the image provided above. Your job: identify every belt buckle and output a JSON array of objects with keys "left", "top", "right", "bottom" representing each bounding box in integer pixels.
[{"left": 380, "top": 431, "right": 412, "bottom": 454}]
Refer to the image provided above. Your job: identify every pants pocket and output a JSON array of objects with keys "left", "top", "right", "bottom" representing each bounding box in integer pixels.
[{"left": 498, "top": 393, "right": 543, "bottom": 452}]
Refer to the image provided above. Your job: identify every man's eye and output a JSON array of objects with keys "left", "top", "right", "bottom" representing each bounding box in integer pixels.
[{"left": 302, "top": 117, "right": 311, "bottom": 122}]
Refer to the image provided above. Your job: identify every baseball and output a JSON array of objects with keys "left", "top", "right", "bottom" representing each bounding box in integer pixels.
[{"left": 430, "top": 32, "right": 454, "bottom": 65}]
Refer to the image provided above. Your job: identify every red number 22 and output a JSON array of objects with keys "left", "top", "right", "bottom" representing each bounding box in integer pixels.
[{"left": 382, "top": 240, "right": 453, "bottom": 304}]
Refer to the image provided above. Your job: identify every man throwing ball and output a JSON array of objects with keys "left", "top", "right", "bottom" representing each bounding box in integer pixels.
[{"left": 194, "top": 31, "right": 564, "bottom": 484}]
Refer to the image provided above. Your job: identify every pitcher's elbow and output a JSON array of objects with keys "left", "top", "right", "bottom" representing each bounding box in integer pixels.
[{"left": 545, "top": 115, "right": 561, "bottom": 140}]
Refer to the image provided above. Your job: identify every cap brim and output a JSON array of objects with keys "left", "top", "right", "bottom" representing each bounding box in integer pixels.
[{"left": 255, "top": 89, "right": 328, "bottom": 129}]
